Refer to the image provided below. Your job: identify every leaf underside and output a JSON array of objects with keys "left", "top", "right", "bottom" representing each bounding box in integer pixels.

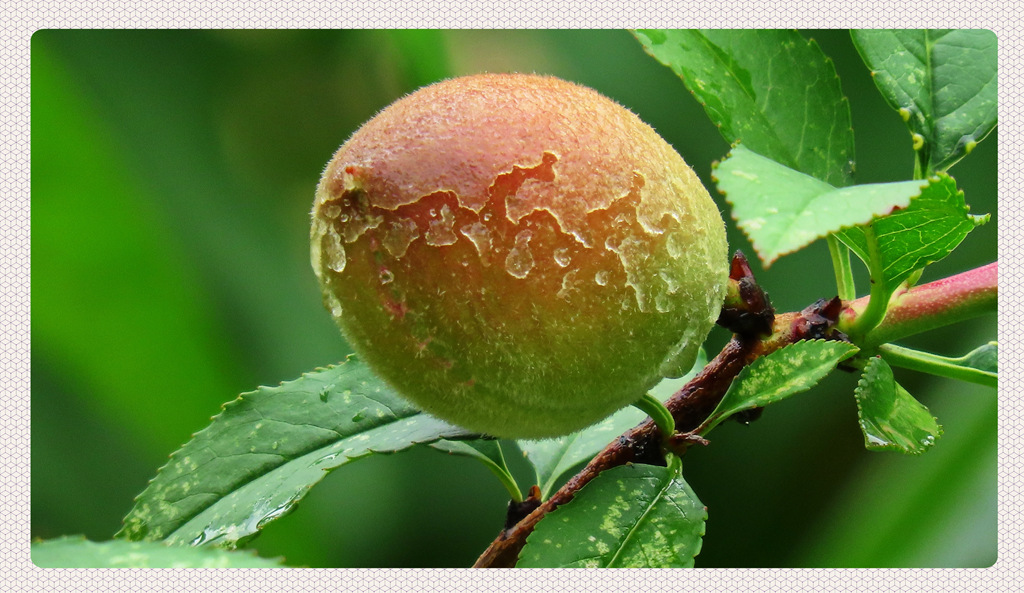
[{"left": 834, "top": 173, "right": 988, "bottom": 295}]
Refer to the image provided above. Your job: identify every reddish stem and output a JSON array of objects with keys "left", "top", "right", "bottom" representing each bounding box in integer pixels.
[{"left": 840, "top": 262, "right": 997, "bottom": 350}]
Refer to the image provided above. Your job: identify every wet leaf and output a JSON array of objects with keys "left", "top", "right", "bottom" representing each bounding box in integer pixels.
[
  {"left": 852, "top": 29, "right": 996, "bottom": 173},
  {"left": 518, "top": 349, "right": 707, "bottom": 498},
  {"left": 834, "top": 173, "right": 988, "bottom": 299},
  {"left": 32, "top": 536, "right": 284, "bottom": 568},
  {"left": 117, "top": 356, "right": 472, "bottom": 547},
  {"left": 855, "top": 356, "right": 942, "bottom": 454},
  {"left": 715, "top": 146, "right": 934, "bottom": 266},
  {"left": 517, "top": 458, "right": 705, "bottom": 567},
  {"left": 635, "top": 29, "right": 853, "bottom": 186},
  {"left": 700, "top": 340, "right": 860, "bottom": 434}
]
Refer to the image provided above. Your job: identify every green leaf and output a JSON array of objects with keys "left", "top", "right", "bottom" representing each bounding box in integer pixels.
[
  {"left": 518, "top": 349, "right": 707, "bottom": 499},
  {"left": 715, "top": 146, "right": 931, "bottom": 266},
  {"left": 117, "top": 356, "right": 472, "bottom": 547},
  {"left": 834, "top": 173, "right": 989, "bottom": 295},
  {"left": 429, "top": 439, "right": 523, "bottom": 501},
  {"left": 517, "top": 458, "right": 706, "bottom": 567},
  {"left": 32, "top": 536, "right": 284, "bottom": 568},
  {"left": 700, "top": 340, "right": 860, "bottom": 434},
  {"left": 635, "top": 29, "right": 853, "bottom": 186},
  {"left": 852, "top": 29, "right": 997, "bottom": 173},
  {"left": 855, "top": 356, "right": 942, "bottom": 454}
]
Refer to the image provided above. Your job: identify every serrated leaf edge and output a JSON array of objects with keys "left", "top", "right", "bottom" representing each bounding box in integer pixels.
[
  {"left": 713, "top": 147, "right": 940, "bottom": 267},
  {"left": 853, "top": 357, "right": 943, "bottom": 455}
]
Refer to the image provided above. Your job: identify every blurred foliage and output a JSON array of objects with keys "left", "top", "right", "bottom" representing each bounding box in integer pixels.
[{"left": 31, "top": 30, "right": 996, "bottom": 567}]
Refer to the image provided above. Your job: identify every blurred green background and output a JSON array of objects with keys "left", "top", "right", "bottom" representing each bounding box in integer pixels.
[{"left": 31, "top": 30, "right": 997, "bottom": 568}]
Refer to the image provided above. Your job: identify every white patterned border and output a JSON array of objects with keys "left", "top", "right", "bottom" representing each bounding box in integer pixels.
[{"left": 2, "top": 1, "right": 1018, "bottom": 591}]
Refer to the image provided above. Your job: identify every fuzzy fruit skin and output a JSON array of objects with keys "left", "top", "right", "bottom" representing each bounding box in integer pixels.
[{"left": 311, "top": 73, "right": 727, "bottom": 439}]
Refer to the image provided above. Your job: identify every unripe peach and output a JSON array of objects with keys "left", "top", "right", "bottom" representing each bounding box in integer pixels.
[{"left": 311, "top": 73, "right": 727, "bottom": 439}]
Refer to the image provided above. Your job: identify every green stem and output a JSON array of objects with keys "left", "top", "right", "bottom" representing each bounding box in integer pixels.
[
  {"left": 841, "top": 262, "right": 997, "bottom": 350},
  {"left": 633, "top": 393, "right": 676, "bottom": 442},
  {"left": 827, "top": 234, "right": 856, "bottom": 301},
  {"left": 913, "top": 146, "right": 926, "bottom": 180},
  {"left": 879, "top": 343, "right": 996, "bottom": 388},
  {"left": 487, "top": 445, "right": 524, "bottom": 503},
  {"left": 843, "top": 223, "right": 890, "bottom": 341}
]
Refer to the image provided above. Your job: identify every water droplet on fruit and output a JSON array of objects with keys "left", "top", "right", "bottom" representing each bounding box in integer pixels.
[
  {"left": 557, "top": 269, "right": 579, "bottom": 300},
  {"left": 382, "top": 217, "right": 420, "bottom": 258},
  {"left": 659, "top": 325, "right": 700, "bottom": 378},
  {"left": 654, "top": 293, "right": 673, "bottom": 313},
  {"left": 460, "top": 221, "right": 491, "bottom": 263},
  {"left": 425, "top": 204, "right": 458, "bottom": 246},
  {"left": 324, "top": 228, "right": 347, "bottom": 273},
  {"left": 659, "top": 269, "right": 681, "bottom": 294},
  {"left": 338, "top": 213, "right": 350, "bottom": 223},
  {"left": 594, "top": 270, "right": 609, "bottom": 286},
  {"left": 341, "top": 213, "right": 383, "bottom": 244},
  {"left": 665, "top": 232, "right": 684, "bottom": 259},
  {"left": 323, "top": 204, "right": 341, "bottom": 219},
  {"left": 553, "top": 247, "right": 571, "bottom": 267},
  {"left": 506, "top": 230, "right": 535, "bottom": 279}
]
